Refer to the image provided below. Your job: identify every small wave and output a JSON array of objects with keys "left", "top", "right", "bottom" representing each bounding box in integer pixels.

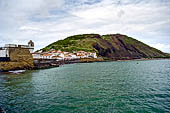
[{"left": 8, "top": 70, "right": 26, "bottom": 74}]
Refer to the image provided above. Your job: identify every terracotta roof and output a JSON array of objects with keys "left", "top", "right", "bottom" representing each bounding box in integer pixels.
[
  {"left": 64, "top": 54, "right": 72, "bottom": 57},
  {"left": 42, "top": 54, "right": 52, "bottom": 56},
  {"left": 52, "top": 56, "right": 62, "bottom": 58},
  {"left": 32, "top": 52, "right": 41, "bottom": 54},
  {"left": 77, "top": 54, "right": 85, "bottom": 56}
]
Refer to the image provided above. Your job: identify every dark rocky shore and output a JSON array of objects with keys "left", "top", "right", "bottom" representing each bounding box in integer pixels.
[
  {"left": 1, "top": 58, "right": 170, "bottom": 72},
  {"left": 33, "top": 58, "right": 104, "bottom": 70},
  {"left": 32, "top": 57, "right": 170, "bottom": 70}
]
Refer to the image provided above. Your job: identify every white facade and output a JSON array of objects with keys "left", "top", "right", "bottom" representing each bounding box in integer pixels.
[
  {"left": 41, "top": 53, "right": 53, "bottom": 59},
  {"left": 0, "top": 48, "right": 9, "bottom": 57},
  {"left": 58, "top": 53, "right": 65, "bottom": 59},
  {"left": 42, "top": 55, "right": 52, "bottom": 59},
  {"left": 70, "top": 54, "right": 77, "bottom": 59},
  {"left": 56, "top": 57, "right": 63, "bottom": 60},
  {"left": 90, "top": 53, "right": 97, "bottom": 58},
  {"left": 29, "top": 48, "right": 34, "bottom": 53},
  {"left": 52, "top": 56, "right": 63, "bottom": 60},
  {"left": 32, "top": 53, "right": 42, "bottom": 59},
  {"left": 33, "top": 49, "right": 98, "bottom": 60}
]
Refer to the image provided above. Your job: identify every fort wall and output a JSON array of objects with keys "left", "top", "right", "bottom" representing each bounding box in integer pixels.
[{"left": 0, "top": 47, "right": 34, "bottom": 71}]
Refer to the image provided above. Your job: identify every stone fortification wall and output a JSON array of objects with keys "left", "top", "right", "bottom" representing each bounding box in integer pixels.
[
  {"left": 8, "top": 47, "right": 33, "bottom": 62},
  {"left": 0, "top": 47, "right": 34, "bottom": 71}
]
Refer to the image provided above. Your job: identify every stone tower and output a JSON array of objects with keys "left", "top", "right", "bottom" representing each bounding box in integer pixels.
[
  {"left": 28, "top": 40, "right": 34, "bottom": 53},
  {"left": 28, "top": 40, "right": 34, "bottom": 48}
]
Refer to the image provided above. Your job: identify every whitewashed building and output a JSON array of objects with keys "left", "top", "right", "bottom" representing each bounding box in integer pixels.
[
  {"left": 32, "top": 49, "right": 98, "bottom": 60},
  {"left": 32, "top": 53, "right": 42, "bottom": 59},
  {"left": 41, "top": 53, "right": 53, "bottom": 59}
]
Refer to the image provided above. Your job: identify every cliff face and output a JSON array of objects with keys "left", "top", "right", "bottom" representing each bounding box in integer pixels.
[
  {"left": 42, "top": 34, "right": 169, "bottom": 60},
  {"left": 0, "top": 47, "right": 34, "bottom": 71},
  {"left": 93, "top": 34, "right": 168, "bottom": 60}
]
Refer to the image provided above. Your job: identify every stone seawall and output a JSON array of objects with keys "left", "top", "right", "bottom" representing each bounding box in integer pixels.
[
  {"left": 80, "top": 57, "right": 104, "bottom": 62},
  {"left": 0, "top": 47, "right": 34, "bottom": 71},
  {"left": 33, "top": 59, "right": 60, "bottom": 69},
  {"left": 33, "top": 58, "right": 104, "bottom": 69},
  {"left": 0, "top": 55, "right": 104, "bottom": 71}
]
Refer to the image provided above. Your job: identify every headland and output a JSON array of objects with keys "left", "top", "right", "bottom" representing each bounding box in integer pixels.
[{"left": 0, "top": 34, "right": 170, "bottom": 72}]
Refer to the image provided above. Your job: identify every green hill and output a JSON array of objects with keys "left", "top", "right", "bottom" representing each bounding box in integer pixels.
[{"left": 42, "top": 34, "right": 170, "bottom": 60}]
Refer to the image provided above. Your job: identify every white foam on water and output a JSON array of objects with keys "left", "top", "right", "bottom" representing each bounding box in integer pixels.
[{"left": 8, "top": 70, "right": 26, "bottom": 74}]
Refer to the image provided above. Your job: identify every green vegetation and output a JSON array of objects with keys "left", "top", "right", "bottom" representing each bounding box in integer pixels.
[
  {"left": 42, "top": 34, "right": 100, "bottom": 52},
  {"left": 41, "top": 33, "right": 169, "bottom": 60}
]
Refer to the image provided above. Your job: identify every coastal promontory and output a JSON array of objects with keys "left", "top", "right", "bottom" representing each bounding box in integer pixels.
[{"left": 42, "top": 34, "right": 170, "bottom": 60}]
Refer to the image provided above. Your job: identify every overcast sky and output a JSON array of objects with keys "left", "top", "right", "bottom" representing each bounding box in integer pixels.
[{"left": 0, "top": 0, "right": 170, "bottom": 53}]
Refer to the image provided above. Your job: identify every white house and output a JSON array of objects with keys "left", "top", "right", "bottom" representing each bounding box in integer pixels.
[
  {"left": 89, "top": 52, "right": 97, "bottom": 58},
  {"left": 32, "top": 53, "right": 42, "bottom": 59},
  {"left": 33, "top": 49, "right": 98, "bottom": 60},
  {"left": 69, "top": 53, "right": 77, "bottom": 59},
  {"left": 41, "top": 53, "right": 53, "bottom": 59},
  {"left": 58, "top": 53, "right": 65, "bottom": 59},
  {"left": 52, "top": 56, "right": 63, "bottom": 60}
]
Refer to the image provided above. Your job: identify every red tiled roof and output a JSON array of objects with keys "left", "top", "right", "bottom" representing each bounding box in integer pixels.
[
  {"left": 52, "top": 56, "right": 62, "bottom": 58},
  {"left": 42, "top": 54, "right": 52, "bottom": 56}
]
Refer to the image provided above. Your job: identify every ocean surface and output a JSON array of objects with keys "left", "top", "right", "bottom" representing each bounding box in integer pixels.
[{"left": 0, "top": 60, "right": 170, "bottom": 113}]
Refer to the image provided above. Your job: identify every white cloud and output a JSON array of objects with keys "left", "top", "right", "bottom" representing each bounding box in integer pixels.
[
  {"left": 0, "top": 0, "right": 170, "bottom": 53},
  {"left": 150, "top": 43, "right": 170, "bottom": 53},
  {"left": 20, "top": 26, "right": 43, "bottom": 32}
]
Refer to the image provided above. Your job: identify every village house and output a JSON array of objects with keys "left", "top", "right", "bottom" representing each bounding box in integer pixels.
[
  {"left": 41, "top": 53, "right": 53, "bottom": 59},
  {"left": 32, "top": 52, "right": 42, "bottom": 59},
  {"left": 76, "top": 51, "right": 97, "bottom": 58},
  {"left": 32, "top": 49, "right": 97, "bottom": 60},
  {"left": 52, "top": 56, "right": 63, "bottom": 60}
]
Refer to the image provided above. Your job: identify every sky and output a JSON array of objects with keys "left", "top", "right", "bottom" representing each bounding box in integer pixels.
[{"left": 0, "top": 0, "right": 170, "bottom": 53}]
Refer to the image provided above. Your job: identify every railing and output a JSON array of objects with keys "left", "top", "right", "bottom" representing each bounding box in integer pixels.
[
  {"left": 5, "top": 44, "right": 17, "bottom": 48},
  {"left": 0, "top": 47, "right": 5, "bottom": 50}
]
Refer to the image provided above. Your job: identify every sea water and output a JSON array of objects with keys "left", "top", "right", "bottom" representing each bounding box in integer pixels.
[{"left": 0, "top": 60, "right": 170, "bottom": 113}]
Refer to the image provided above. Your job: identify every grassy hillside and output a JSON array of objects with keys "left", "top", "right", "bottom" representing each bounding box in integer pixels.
[
  {"left": 42, "top": 34, "right": 169, "bottom": 60},
  {"left": 43, "top": 34, "right": 100, "bottom": 52}
]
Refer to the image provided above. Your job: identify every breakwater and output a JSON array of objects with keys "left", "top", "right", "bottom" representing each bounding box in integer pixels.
[
  {"left": 0, "top": 56, "right": 104, "bottom": 71},
  {"left": 33, "top": 58, "right": 104, "bottom": 69},
  {"left": 33, "top": 59, "right": 60, "bottom": 69}
]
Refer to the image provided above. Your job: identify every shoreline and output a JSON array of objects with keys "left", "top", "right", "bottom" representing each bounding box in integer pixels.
[
  {"left": 0, "top": 58, "right": 170, "bottom": 73},
  {"left": 117, "top": 58, "right": 170, "bottom": 62}
]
